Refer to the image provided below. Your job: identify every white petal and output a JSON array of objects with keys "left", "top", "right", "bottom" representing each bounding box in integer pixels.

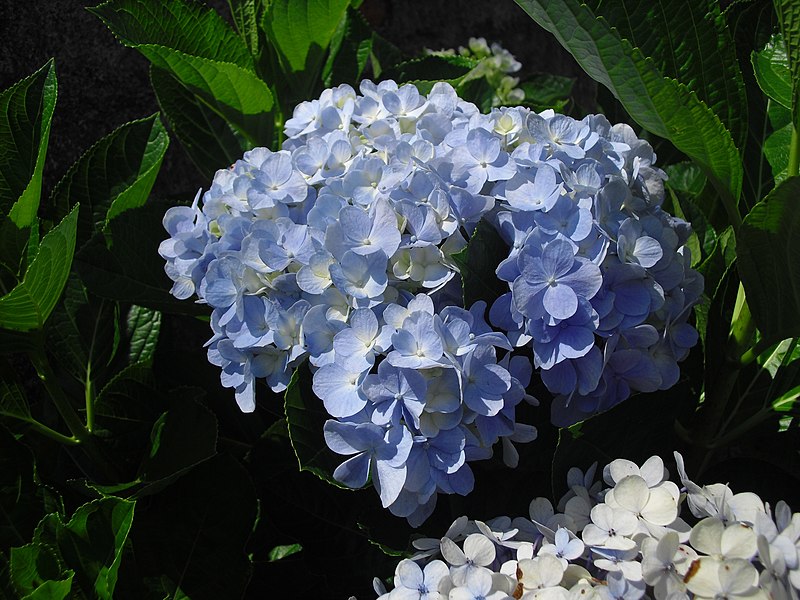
[{"left": 463, "top": 533, "right": 496, "bottom": 566}]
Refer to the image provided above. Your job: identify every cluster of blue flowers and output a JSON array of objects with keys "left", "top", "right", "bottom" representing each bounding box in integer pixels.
[{"left": 159, "top": 79, "right": 700, "bottom": 524}]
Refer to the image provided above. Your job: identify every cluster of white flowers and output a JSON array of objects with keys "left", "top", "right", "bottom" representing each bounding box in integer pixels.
[
  {"left": 370, "top": 453, "right": 800, "bottom": 600},
  {"left": 426, "top": 37, "right": 525, "bottom": 106},
  {"left": 160, "top": 78, "right": 700, "bottom": 523}
]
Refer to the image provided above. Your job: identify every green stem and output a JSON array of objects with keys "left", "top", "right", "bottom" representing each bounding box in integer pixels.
[
  {"left": 29, "top": 349, "right": 90, "bottom": 443},
  {"left": 789, "top": 124, "right": 800, "bottom": 178},
  {"left": 25, "top": 418, "right": 81, "bottom": 446},
  {"left": 85, "top": 362, "right": 94, "bottom": 433}
]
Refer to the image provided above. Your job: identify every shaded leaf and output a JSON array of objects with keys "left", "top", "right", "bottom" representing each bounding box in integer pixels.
[
  {"left": 150, "top": 66, "right": 246, "bottom": 179},
  {"left": 0, "top": 364, "right": 31, "bottom": 422},
  {"left": 0, "top": 205, "right": 78, "bottom": 331},
  {"left": 34, "top": 497, "right": 134, "bottom": 600},
  {"left": 9, "top": 543, "right": 72, "bottom": 599},
  {"left": 764, "top": 121, "right": 792, "bottom": 184},
  {"left": 50, "top": 114, "right": 168, "bottom": 249},
  {"left": 284, "top": 363, "right": 348, "bottom": 488},
  {"left": 519, "top": 74, "right": 575, "bottom": 111},
  {"left": 89, "top": 0, "right": 252, "bottom": 67},
  {"left": 752, "top": 33, "right": 794, "bottom": 109},
  {"left": 514, "top": 0, "right": 743, "bottom": 219},
  {"left": 45, "top": 274, "right": 119, "bottom": 386},
  {"left": 126, "top": 305, "right": 161, "bottom": 365},
  {"left": 75, "top": 201, "right": 205, "bottom": 315},
  {"left": 0, "top": 60, "right": 56, "bottom": 228},
  {"left": 451, "top": 219, "right": 508, "bottom": 308},
  {"left": 737, "top": 176, "right": 800, "bottom": 345},
  {"left": 0, "top": 425, "right": 47, "bottom": 551},
  {"left": 131, "top": 454, "right": 256, "bottom": 600},
  {"left": 322, "top": 7, "right": 374, "bottom": 87},
  {"left": 774, "top": 0, "right": 800, "bottom": 123}
]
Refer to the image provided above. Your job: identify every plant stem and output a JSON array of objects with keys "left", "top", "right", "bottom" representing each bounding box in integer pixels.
[
  {"left": 29, "top": 349, "right": 90, "bottom": 443},
  {"left": 25, "top": 418, "right": 81, "bottom": 446},
  {"left": 85, "top": 362, "right": 95, "bottom": 433}
]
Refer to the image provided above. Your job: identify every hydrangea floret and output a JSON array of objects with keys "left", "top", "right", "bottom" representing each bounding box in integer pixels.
[
  {"left": 159, "top": 78, "right": 700, "bottom": 524},
  {"left": 369, "top": 452, "right": 800, "bottom": 600}
]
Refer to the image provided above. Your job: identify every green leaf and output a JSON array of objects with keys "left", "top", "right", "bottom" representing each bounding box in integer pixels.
[
  {"left": 774, "top": 0, "right": 800, "bottom": 121},
  {"left": 0, "top": 205, "right": 78, "bottom": 331},
  {"left": 0, "top": 425, "right": 47, "bottom": 551},
  {"left": 514, "top": 0, "right": 743, "bottom": 219},
  {"left": 451, "top": 219, "right": 508, "bottom": 308},
  {"left": 322, "top": 7, "right": 374, "bottom": 87},
  {"left": 384, "top": 54, "right": 479, "bottom": 85},
  {"left": 0, "top": 60, "right": 57, "bottom": 228},
  {"left": 91, "top": 0, "right": 273, "bottom": 144},
  {"left": 267, "top": 543, "right": 302, "bottom": 561},
  {"left": 263, "top": 0, "right": 351, "bottom": 95},
  {"left": 284, "top": 363, "right": 349, "bottom": 488},
  {"left": 758, "top": 338, "right": 800, "bottom": 378},
  {"left": 131, "top": 454, "right": 256, "bottom": 598},
  {"left": 228, "top": 0, "right": 260, "bottom": 56},
  {"left": 753, "top": 33, "right": 794, "bottom": 109},
  {"left": 579, "top": 0, "right": 746, "bottom": 148},
  {"left": 765, "top": 121, "right": 792, "bottom": 184},
  {"left": 45, "top": 274, "right": 119, "bottom": 387},
  {"left": 136, "top": 396, "right": 217, "bottom": 490},
  {"left": 737, "top": 176, "right": 800, "bottom": 345},
  {"left": 50, "top": 114, "right": 168, "bottom": 249},
  {"left": 150, "top": 66, "right": 246, "bottom": 178},
  {"left": 519, "top": 74, "right": 575, "bottom": 111},
  {"left": 126, "top": 305, "right": 161, "bottom": 365},
  {"left": 0, "top": 365, "right": 31, "bottom": 422},
  {"left": 34, "top": 497, "right": 134, "bottom": 600},
  {"left": 136, "top": 48, "right": 274, "bottom": 144},
  {"left": 75, "top": 201, "right": 205, "bottom": 314},
  {"left": 89, "top": 0, "right": 253, "bottom": 67},
  {"left": 9, "top": 543, "right": 73, "bottom": 599}
]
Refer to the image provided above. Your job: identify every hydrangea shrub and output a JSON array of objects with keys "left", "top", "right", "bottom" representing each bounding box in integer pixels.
[{"left": 160, "top": 79, "right": 701, "bottom": 524}]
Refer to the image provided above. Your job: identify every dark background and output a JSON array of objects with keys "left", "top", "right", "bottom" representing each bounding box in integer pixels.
[{"left": 0, "top": 0, "right": 592, "bottom": 202}]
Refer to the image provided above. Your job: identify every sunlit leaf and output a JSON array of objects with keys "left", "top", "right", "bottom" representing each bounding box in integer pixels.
[{"left": 0, "top": 205, "right": 78, "bottom": 331}]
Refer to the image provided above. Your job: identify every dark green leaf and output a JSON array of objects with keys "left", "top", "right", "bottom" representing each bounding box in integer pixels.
[
  {"left": 665, "top": 162, "right": 707, "bottom": 196},
  {"left": 267, "top": 544, "right": 302, "bottom": 561},
  {"left": 737, "top": 176, "right": 800, "bottom": 345},
  {"left": 75, "top": 201, "right": 205, "bottom": 315},
  {"left": 45, "top": 274, "right": 119, "bottom": 386},
  {"left": 758, "top": 338, "right": 800, "bottom": 378},
  {"left": 50, "top": 114, "right": 168, "bottom": 249},
  {"left": 284, "top": 363, "right": 349, "bottom": 488},
  {"left": 0, "top": 365, "right": 31, "bottom": 422},
  {"left": 0, "top": 60, "right": 56, "bottom": 228},
  {"left": 0, "top": 425, "right": 47, "bottom": 550},
  {"left": 126, "top": 305, "right": 161, "bottom": 365},
  {"left": 34, "top": 497, "right": 134, "bottom": 600},
  {"left": 579, "top": 0, "right": 746, "bottom": 148},
  {"left": 322, "top": 7, "right": 374, "bottom": 87},
  {"left": 136, "top": 396, "right": 217, "bottom": 489},
  {"left": 384, "top": 54, "right": 479, "bottom": 84},
  {"left": 753, "top": 33, "right": 794, "bottom": 109},
  {"left": 228, "top": 0, "right": 260, "bottom": 56},
  {"left": 131, "top": 454, "right": 256, "bottom": 600},
  {"left": 764, "top": 121, "right": 792, "bottom": 184},
  {"left": 9, "top": 543, "right": 72, "bottom": 599},
  {"left": 514, "top": 0, "right": 743, "bottom": 218},
  {"left": 262, "top": 0, "right": 351, "bottom": 96},
  {"left": 150, "top": 66, "right": 246, "bottom": 179},
  {"left": 89, "top": 0, "right": 252, "bottom": 67},
  {"left": 773, "top": 0, "right": 800, "bottom": 123},
  {"left": 0, "top": 204, "right": 78, "bottom": 331},
  {"left": 519, "top": 74, "right": 575, "bottom": 111},
  {"left": 451, "top": 219, "right": 508, "bottom": 308}
]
